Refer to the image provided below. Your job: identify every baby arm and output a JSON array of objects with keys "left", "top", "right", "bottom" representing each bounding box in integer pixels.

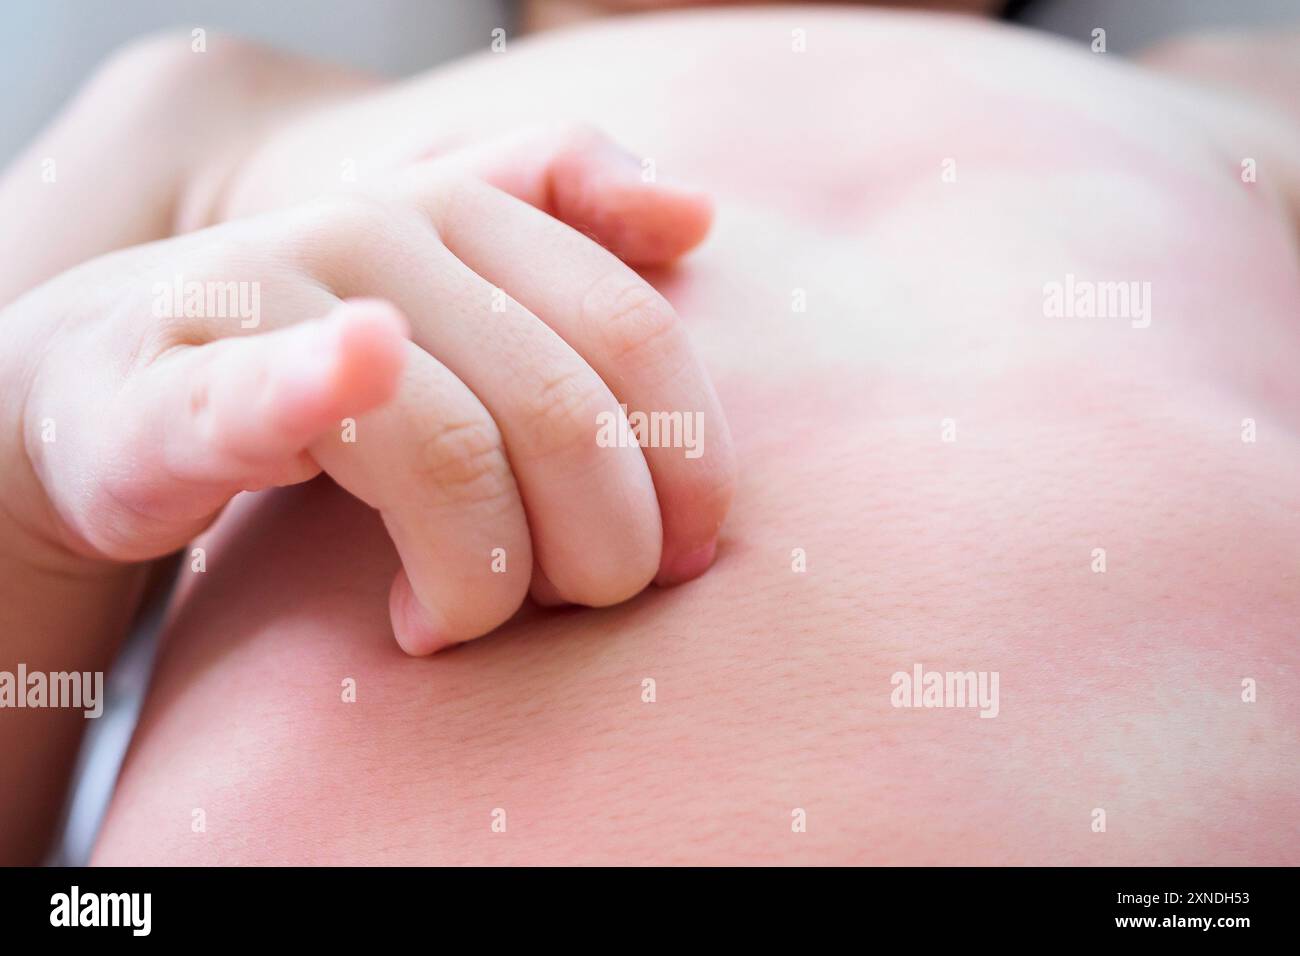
[
  {"left": 0, "top": 38, "right": 731, "bottom": 862},
  {"left": 0, "top": 32, "right": 374, "bottom": 309}
]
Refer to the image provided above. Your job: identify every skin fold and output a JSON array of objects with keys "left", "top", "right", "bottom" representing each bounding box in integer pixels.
[{"left": 79, "top": 9, "right": 1300, "bottom": 864}]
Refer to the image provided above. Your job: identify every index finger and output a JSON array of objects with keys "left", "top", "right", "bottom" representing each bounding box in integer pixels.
[{"left": 414, "top": 174, "right": 735, "bottom": 586}]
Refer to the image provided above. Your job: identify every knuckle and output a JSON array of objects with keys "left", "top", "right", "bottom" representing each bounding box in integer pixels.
[
  {"left": 583, "top": 274, "right": 680, "bottom": 369},
  {"left": 415, "top": 171, "right": 482, "bottom": 225},
  {"left": 311, "top": 192, "right": 395, "bottom": 236},
  {"left": 414, "top": 418, "right": 514, "bottom": 507},
  {"left": 518, "top": 368, "right": 606, "bottom": 462},
  {"left": 285, "top": 193, "right": 404, "bottom": 282}
]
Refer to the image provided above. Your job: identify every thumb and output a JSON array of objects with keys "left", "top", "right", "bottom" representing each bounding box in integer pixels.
[{"left": 75, "top": 299, "right": 407, "bottom": 560}]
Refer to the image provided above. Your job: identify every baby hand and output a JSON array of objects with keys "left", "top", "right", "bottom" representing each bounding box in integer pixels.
[{"left": 1, "top": 132, "right": 734, "bottom": 653}]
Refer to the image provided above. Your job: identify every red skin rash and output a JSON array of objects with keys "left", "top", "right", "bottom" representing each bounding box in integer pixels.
[{"left": 94, "top": 9, "right": 1300, "bottom": 864}]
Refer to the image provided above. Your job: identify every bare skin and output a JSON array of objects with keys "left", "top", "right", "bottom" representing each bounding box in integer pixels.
[
  {"left": 0, "top": 38, "right": 732, "bottom": 863},
  {"left": 68, "top": 9, "right": 1298, "bottom": 863}
]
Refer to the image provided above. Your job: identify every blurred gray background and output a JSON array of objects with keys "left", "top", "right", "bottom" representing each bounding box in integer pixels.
[
  {"left": 1, "top": 0, "right": 509, "bottom": 164},
  {"left": 2, "top": 0, "right": 1298, "bottom": 166}
]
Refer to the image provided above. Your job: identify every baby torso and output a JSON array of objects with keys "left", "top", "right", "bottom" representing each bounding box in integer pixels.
[{"left": 94, "top": 10, "right": 1300, "bottom": 864}]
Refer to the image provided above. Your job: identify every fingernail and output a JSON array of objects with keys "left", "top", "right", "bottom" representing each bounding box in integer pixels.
[
  {"left": 599, "top": 140, "right": 645, "bottom": 176},
  {"left": 656, "top": 538, "right": 718, "bottom": 587},
  {"left": 391, "top": 571, "right": 446, "bottom": 655}
]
